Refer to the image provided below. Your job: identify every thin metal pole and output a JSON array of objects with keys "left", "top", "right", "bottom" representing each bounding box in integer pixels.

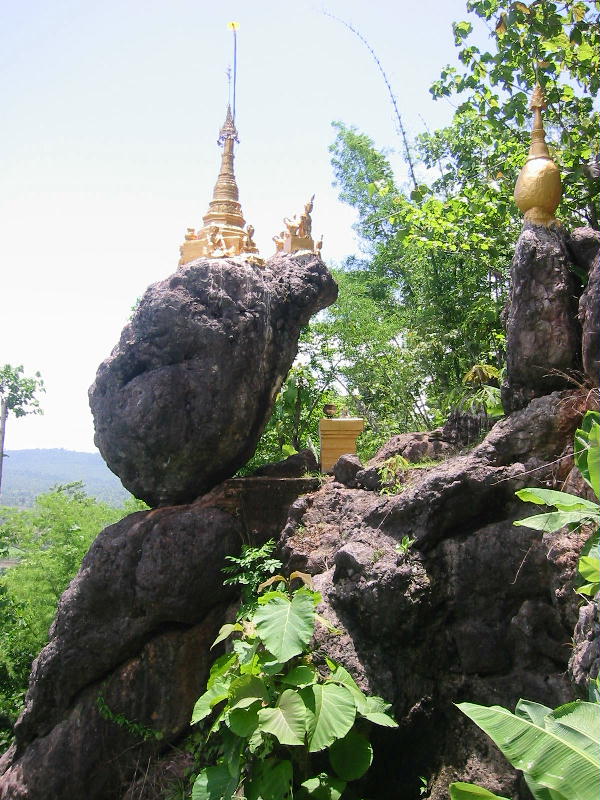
[{"left": 232, "top": 26, "right": 237, "bottom": 122}]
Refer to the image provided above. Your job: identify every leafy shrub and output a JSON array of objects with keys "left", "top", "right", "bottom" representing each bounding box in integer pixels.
[{"left": 190, "top": 572, "right": 397, "bottom": 799}]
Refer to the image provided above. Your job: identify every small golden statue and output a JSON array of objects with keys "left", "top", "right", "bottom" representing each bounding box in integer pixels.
[
  {"left": 314, "top": 235, "right": 323, "bottom": 256},
  {"left": 242, "top": 224, "right": 259, "bottom": 254},
  {"left": 277, "top": 195, "right": 316, "bottom": 255},
  {"left": 272, "top": 231, "right": 286, "bottom": 252},
  {"left": 514, "top": 83, "right": 562, "bottom": 226},
  {"left": 298, "top": 194, "right": 314, "bottom": 238}
]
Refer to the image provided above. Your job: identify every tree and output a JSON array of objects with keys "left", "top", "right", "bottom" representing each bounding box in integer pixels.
[
  {"left": 0, "top": 365, "right": 45, "bottom": 494},
  {"left": 0, "top": 484, "right": 143, "bottom": 747}
]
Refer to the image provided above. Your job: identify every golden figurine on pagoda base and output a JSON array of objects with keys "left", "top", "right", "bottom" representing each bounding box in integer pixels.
[
  {"left": 277, "top": 195, "right": 316, "bottom": 254},
  {"left": 179, "top": 105, "right": 261, "bottom": 266},
  {"left": 514, "top": 83, "right": 562, "bottom": 226}
]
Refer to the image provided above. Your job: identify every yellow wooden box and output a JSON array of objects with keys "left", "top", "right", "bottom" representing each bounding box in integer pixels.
[{"left": 319, "top": 418, "right": 365, "bottom": 472}]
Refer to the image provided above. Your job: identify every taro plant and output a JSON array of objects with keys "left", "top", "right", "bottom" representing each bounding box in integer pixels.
[
  {"left": 449, "top": 411, "right": 600, "bottom": 800},
  {"left": 190, "top": 571, "right": 397, "bottom": 799}
]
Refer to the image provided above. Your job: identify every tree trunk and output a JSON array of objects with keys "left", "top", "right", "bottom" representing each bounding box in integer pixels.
[{"left": 0, "top": 398, "right": 7, "bottom": 495}]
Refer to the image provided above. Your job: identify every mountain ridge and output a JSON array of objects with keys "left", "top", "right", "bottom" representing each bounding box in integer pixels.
[{"left": 0, "top": 449, "right": 131, "bottom": 508}]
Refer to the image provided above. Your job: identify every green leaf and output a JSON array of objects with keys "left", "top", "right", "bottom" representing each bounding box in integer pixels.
[
  {"left": 228, "top": 674, "right": 269, "bottom": 709},
  {"left": 254, "top": 590, "right": 316, "bottom": 662},
  {"left": 192, "top": 763, "right": 238, "bottom": 800},
  {"left": 515, "top": 488, "right": 599, "bottom": 513},
  {"left": 302, "top": 683, "right": 356, "bottom": 752},
  {"left": 228, "top": 701, "right": 260, "bottom": 738},
  {"left": 457, "top": 701, "right": 600, "bottom": 800},
  {"left": 513, "top": 510, "right": 598, "bottom": 532},
  {"left": 360, "top": 695, "right": 398, "bottom": 727},
  {"left": 299, "top": 773, "right": 346, "bottom": 800},
  {"left": 578, "top": 556, "right": 600, "bottom": 584},
  {"left": 257, "top": 689, "right": 307, "bottom": 746},
  {"left": 246, "top": 758, "right": 293, "bottom": 800},
  {"left": 282, "top": 665, "right": 318, "bottom": 688},
  {"left": 211, "top": 623, "right": 243, "bottom": 649},
  {"left": 191, "top": 680, "right": 230, "bottom": 724},
  {"left": 450, "top": 782, "right": 509, "bottom": 800},
  {"left": 329, "top": 728, "right": 373, "bottom": 780}
]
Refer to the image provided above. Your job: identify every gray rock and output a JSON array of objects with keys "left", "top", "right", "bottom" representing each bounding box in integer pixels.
[
  {"left": 279, "top": 391, "right": 584, "bottom": 798},
  {"left": 332, "top": 453, "right": 363, "bottom": 487},
  {"left": 253, "top": 448, "right": 318, "bottom": 478},
  {"left": 89, "top": 254, "right": 337, "bottom": 506},
  {"left": 578, "top": 250, "right": 600, "bottom": 386},
  {"left": 568, "top": 225, "right": 600, "bottom": 276},
  {"left": 569, "top": 599, "right": 600, "bottom": 693},
  {"left": 502, "top": 223, "right": 581, "bottom": 412}
]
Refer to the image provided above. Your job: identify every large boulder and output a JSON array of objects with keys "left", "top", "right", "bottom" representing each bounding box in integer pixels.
[
  {"left": 89, "top": 254, "right": 337, "bottom": 506},
  {"left": 502, "top": 223, "right": 581, "bottom": 412}
]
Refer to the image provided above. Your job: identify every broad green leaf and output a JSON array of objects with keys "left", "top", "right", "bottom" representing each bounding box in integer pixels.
[
  {"left": 513, "top": 510, "right": 598, "bottom": 532},
  {"left": 228, "top": 674, "right": 269, "bottom": 709},
  {"left": 282, "top": 665, "right": 318, "bottom": 687},
  {"left": 257, "top": 689, "right": 307, "bottom": 746},
  {"left": 546, "top": 701, "right": 600, "bottom": 758},
  {"left": 246, "top": 758, "right": 293, "bottom": 800},
  {"left": 207, "top": 653, "right": 237, "bottom": 688},
  {"left": 228, "top": 701, "right": 260, "bottom": 738},
  {"left": 192, "top": 763, "right": 238, "bottom": 800},
  {"left": 191, "top": 680, "right": 229, "bottom": 724},
  {"left": 211, "top": 623, "right": 242, "bottom": 649},
  {"left": 578, "top": 556, "right": 600, "bottom": 584},
  {"left": 326, "top": 663, "right": 368, "bottom": 714},
  {"left": 302, "top": 683, "right": 356, "bottom": 752},
  {"left": 515, "top": 699, "right": 553, "bottom": 728},
  {"left": 299, "top": 773, "right": 346, "bottom": 800},
  {"left": 450, "top": 782, "right": 509, "bottom": 800},
  {"left": 254, "top": 591, "right": 316, "bottom": 662},
  {"left": 457, "top": 702, "right": 599, "bottom": 800},
  {"left": 515, "top": 488, "right": 599, "bottom": 513},
  {"left": 329, "top": 729, "right": 373, "bottom": 780},
  {"left": 360, "top": 694, "right": 398, "bottom": 727}
]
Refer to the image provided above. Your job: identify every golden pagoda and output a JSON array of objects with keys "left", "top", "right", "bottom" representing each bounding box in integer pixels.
[
  {"left": 514, "top": 83, "right": 562, "bottom": 226},
  {"left": 179, "top": 105, "right": 259, "bottom": 266}
]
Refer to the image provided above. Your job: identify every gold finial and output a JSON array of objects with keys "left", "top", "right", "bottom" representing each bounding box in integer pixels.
[{"left": 514, "top": 82, "right": 562, "bottom": 226}]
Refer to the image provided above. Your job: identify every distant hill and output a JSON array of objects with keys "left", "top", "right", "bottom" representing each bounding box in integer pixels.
[{"left": 0, "top": 449, "right": 131, "bottom": 508}]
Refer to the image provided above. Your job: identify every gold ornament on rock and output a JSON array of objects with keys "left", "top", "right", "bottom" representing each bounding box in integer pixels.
[{"left": 514, "top": 83, "right": 562, "bottom": 226}]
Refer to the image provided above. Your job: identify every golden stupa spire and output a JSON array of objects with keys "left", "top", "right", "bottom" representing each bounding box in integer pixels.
[
  {"left": 514, "top": 82, "right": 562, "bottom": 226},
  {"left": 201, "top": 105, "right": 245, "bottom": 231},
  {"left": 179, "top": 23, "right": 260, "bottom": 266}
]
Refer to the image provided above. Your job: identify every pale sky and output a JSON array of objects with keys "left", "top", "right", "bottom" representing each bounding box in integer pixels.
[{"left": 1, "top": 0, "right": 487, "bottom": 452}]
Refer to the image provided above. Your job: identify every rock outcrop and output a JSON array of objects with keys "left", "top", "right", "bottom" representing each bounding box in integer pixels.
[
  {"left": 279, "top": 391, "right": 592, "bottom": 799},
  {"left": 576, "top": 232, "right": 600, "bottom": 385},
  {"left": 503, "top": 223, "right": 581, "bottom": 412},
  {"left": 89, "top": 253, "right": 337, "bottom": 506},
  {"left": 0, "top": 475, "right": 318, "bottom": 799}
]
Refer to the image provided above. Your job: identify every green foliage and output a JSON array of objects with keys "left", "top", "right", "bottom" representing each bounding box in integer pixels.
[
  {"left": 239, "top": 367, "right": 337, "bottom": 476},
  {"left": 395, "top": 536, "right": 416, "bottom": 555},
  {"left": 0, "top": 365, "right": 44, "bottom": 420},
  {"left": 0, "top": 484, "right": 138, "bottom": 746},
  {"left": 430, "top": 0, "right": 599, "bottom": 228},
  {"left": 96, "top": 694, "right": 163, "bottom": 741},
  {"left": 454, "top": 698, "right": 599, "bottom": 800},
  {"left": 222, "top": 540, "right": 283, "bottom": 618},
  {"left": 514, "top": 411, "right": 600, "bottom": 597},
  {"left": 190, "top": 572, "right": 397, "bottom": 798}
]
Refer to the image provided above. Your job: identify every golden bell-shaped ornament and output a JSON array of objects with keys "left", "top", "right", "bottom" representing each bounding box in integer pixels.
[{"left": 514, "top": 84, "right": 562, "bottom": 226}]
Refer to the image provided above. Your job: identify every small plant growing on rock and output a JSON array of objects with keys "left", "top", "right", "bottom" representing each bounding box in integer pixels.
[
  {"left": 190, "top": 572, "right": 397, "bottom": 799},
  {"left": 378, "top": 454, "right": 411, "bottom": 495},
  {"left": 395, "top": 536, "right": 416, "bottom": 555}
]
